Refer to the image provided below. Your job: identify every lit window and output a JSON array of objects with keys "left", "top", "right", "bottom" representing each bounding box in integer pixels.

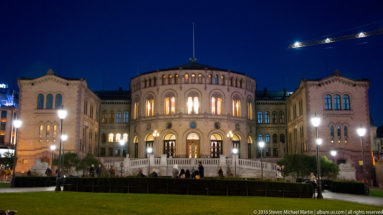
[
  {"left": 162, "top": 74, "right": 166, "bottom": 85},
  {"left": 184, "top": 74, "right": 189, "bottom": 83},
  {"left": 133, "top": 102, "right": 139, "bottom": 119},
  {"left": 108, "top": 133, "right": 114, "bottom": 142},
  {"left": 221, "top": 75, "right": 225, "bottom": 85},
  {"left": 123, "top": 133, "right": 128, "bottom": 142},
  {"left": 343, "top": 95, "right": 350, "bottom": 110},
  {"left": 337, "top": 126, "right": 341, "bottom": 139},
  {"left": 53, "top": 125, "right": 57, "bottom": 136},
  {"left": 46, "top": 125, "right": 50, "bottom": 138},
  {"left": 325, "top": 94, "right": 332, "bottom": 110},
  {"left": 258, "top": 134, "right": 263, "bottom": 141},
  {"left": 175, "top": 74, "right": 179, "bottom": 84},
  {"left": 211, "top": 94, "right": 222, "bottom": 115},
  {"left": 168, "top": 74, "right": 173, "bottom": 84},
  {"left": 116, "top": 133, "right": 121, "bottom": 142},
  {"left": 191, "top": 73, "right": 196, "bottom": 83},
  {"left": 247, "top": 101, "right": 253, "bottom": 120},
  {"left": 214, "top": 75, "right": 219, "bottom": 84},
  {"left": 187, "top": 93, "right": 199, "bottom": 114},
  {"left": 232, "top": 96, "right": 241, "bottom": 117},
  {"left": 145, "top": 96, "right": 155, "bottom": 117},
  {"left": 330, "top": 125, "right": 334, "bottom": 142},
  {"left": 39, "top": 124, "right": 43, "bottom": 138},
  {"left": 334, "top": 95, "right": 341, "bottom": 110},
  {"left": 164, "top": 94, "right": 176, "bottom": 115}
]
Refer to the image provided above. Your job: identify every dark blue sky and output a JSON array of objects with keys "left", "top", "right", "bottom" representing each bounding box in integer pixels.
[{"left": 1, "top": 1, "right": 383, "bottom": 125}]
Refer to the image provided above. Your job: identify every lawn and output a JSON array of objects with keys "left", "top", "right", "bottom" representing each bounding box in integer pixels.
[
  {"left": 0, "top": 192, "right": 382, "bottom": 215},
  {"left": 370, "top": 188, "right": 383, "bottom": 198}
]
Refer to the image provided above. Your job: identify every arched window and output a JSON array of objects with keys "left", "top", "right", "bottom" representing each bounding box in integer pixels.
[
  {"left": 343, "top": 95, "right": 350, "bottom": 110},
  {"left": 184, "top": 73, "right": 189, "bottom": 83},
  {"left": 330, "top": 125, "right": 334, "bottom": 142},
  {"left": 109, "top": 111, "right": 115, "bottom": 123},
  {"left": 265, "top": 112, "right": 270, "bottom": 123},
  {"left": 164, "top": 93, "right": 176, "bottom": 115},
  {"left": 232, "top": 134, "right": 241, "bottom": 158},
  {"left": 153, "top": 77, "right": 157, "bottom": 86},
  {"left": 279, "top": 111, "right": 285, "bottom": 124},
  {"left": 208, "top": 74, "right": 213, "bottom": 84},
  {"left": 198, "top": 73, "right": 203, "bottom": 84},
  {"left": 272, "top": 134, "right": 278, "bottom": 157},
  {"left": 247, "top": 100, "right": 253, "bottom": 120},
  {"left": 148, "top": 78, "right": 152, "bottom": 87},
  {"left": 280, "top": 134, "right": 285, "bottom": 143},
  {"left": 123, "top": 133, "right": 128, "bottom": 142},
  {"left": 101, "top": 133, "right": 106, "bottom": 143},
  {"left": 133, "top": 136, "right": 139, "bottom": 158},
  {"left": 162, "top": 74, "right": 166, "bottom": 85},
  {"left": 265, "top": 134, "right": 271, "bottom": 156},
  {"left": 108, "top": 133, "right": 114, "bottom": 142},
  {"left": 230, "top": 77, "right": 234, "bottom": 86},
  {"left": 211, "top": 93, "right": 223, "bottom": 115},
  {"left": 145, "top": 134, "right": 154, "bottom": 158},
  {"left": 334, "top": 94, "right": 341, "bottom": 110},
  {"left": 257, "top": 112, "right": 262, "bottom": 123},
  {"left": 133, "top": 101, "right": 139, "bottom": 120},
  {"left": 55, "top": 94, "right": 62, "bottom": 109},
  {"left": 272, "top": 112, "right": 277, "bottom": 124},
  {"left": 265, "top": 134, "right": 270, "bottom": 143},
  {"left": 46, "top": 125, "right": 50, "bottom": 138},
  {"left": 145, "top": 95, "right": 155, "bottom": 117},
  {"left": 258, "top": 134, "right": 263, "bottom": 141},
  {"left": 144, "top": 79, "right": 148, "bottom": 88},
  {"left": 46, "top": 94, "right": 53, "bottom": 109},
  {"left": 39, "top": 124, "right": 44, "bottom": 138},
  {"left": 168, "top": 74, "right": 173, "bottom": 85},
  {"left": 272, "top": 134, "right": 278, "bottom": 144},
  {"left": 221, "top": 75, "right": 225, "bottom": 85},
  {"left": 232, "top": 96, "right": 241, "bottom": 117},
  {"left": 325, "top": 94, "right": 332, "bottom": 110},
  {"left": 337, "top": 126, "right": 341, "bottom": 139},
  {"left": 214, "top": 75, "right": 219, "bottom": 85},
  {"left": 187, "top": 92, "right": 199, "bottom": 114},
  {"left": 191, "top": 73, "right": 196, "bottom": 84},
  {"left": 210, "top": 133, "right": 223, "bottom": 158},
  {"left": 239, "top": 80, "right": 243, "bottom": 88},
  {"left": 344, "top": 126, "right": 348, "bottom": 141},
  {"left": 175, "top": 74, "right": 179, "bottom": 84},
  {"left": 164, "top": 134, "right": 176, "bottom": 158},
  {"left": 37, "top": 94, "right": 44, "bottom": 109},
  {"left": 115, "top": 133, "right": 121, "bottom": 142}
]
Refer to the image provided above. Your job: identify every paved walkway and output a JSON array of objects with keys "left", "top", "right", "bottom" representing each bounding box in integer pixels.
[
  {"left": 0, "top": 186, "right": 57, "bottom": 193},
  {"left": 323, "top": 190, "right": 383, "bottom": 207}
]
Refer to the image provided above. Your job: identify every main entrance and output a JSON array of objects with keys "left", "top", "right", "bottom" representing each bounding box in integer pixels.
[{"left": 186, "top": 133, "right": 200, "bottom": 158}]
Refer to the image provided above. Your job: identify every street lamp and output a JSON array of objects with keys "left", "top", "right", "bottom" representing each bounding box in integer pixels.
[
  {"left": 258, "top": 141, "right": 265, "bottom": 180},
  {"left": 10, "top": 119, "right": 22, "bottom": 188},
  {"left": 356, "top": 126, "right": 369, "bottom": 195},
  {"left": 56, "top": 108, "right": 67, "bottom": 192},
  {"left": 231, "top": 148, "right": 238, "bottom": 177},
  {"left": 147, "top": 147, "right": 153, "bottom": 176},
  {"left": 311, "top": 114, "right": 323, "bottom": 199},
  {"left": 119, "top": 139, "right": 126, "bottom": 158},
  {"left": 50, "top": 144, "right": 57, "bottom": 170},
  {"left": 60, "top": 134, "right": 68, "bottom": 171}
]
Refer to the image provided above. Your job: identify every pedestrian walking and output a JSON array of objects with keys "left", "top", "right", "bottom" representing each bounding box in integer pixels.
[{"left": 198, "top": 162, "right": 204, "bottom": 178}]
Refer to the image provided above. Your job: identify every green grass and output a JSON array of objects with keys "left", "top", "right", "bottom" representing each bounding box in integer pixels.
[
  {"left": 0, "top": 192, "right": 381, "bottom": 215},
  {"left": 370, "top": 188, "right": 383, "bottom": 198},
  {"left": 0, "top": 183, "right": 10, "bottom": 188}
]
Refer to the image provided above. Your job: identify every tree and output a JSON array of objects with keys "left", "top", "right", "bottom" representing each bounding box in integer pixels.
[
  {"left": 53, "top": 152, "right": 80, "bottom": 173},
  {"left": 278, "top": 154, "right": 339, "bottom": 179},
  {"left": 77, "top": 153, "right": 102, "bottom": 171}
]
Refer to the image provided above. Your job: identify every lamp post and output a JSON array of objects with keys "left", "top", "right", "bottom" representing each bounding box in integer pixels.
[
  {"left": 258, "top": 141, "right": 265, "bottom": 180},
  {"left": 119, "top": 139, "right": 126, "bottom": 158},
  {"left": 146, "top": 147, "right": 153, "bottom": 176},
  {"left": 311, "top": 114, "right": 323, "bottom": 199},
  {"left": 60, "top": 134, "right": 68, "bottom": 174},
  {"left": 231, "top": 148, "right": 238, "bottom": 177},
  {"left": 330, "top": 150, "right": 337, "bottom": 163},
  {"left": 10, "top": 119, "right": 22, "bottom": 188},
  {"left": 56, "top": 109, "right": 67, "bottom": 192},
  {"left": 356, "top": 126, "right": 369, "bottom": 195},
  {"left": 50, "top": 144, "right": 57, "bottom": 170}
]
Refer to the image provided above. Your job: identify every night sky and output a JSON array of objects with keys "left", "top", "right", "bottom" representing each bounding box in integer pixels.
[{"left": 1, "top": 1, "right": 383, "bottom": 125}]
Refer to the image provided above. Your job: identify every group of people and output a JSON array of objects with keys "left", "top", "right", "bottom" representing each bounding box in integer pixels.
[
  {"left": 88, "top": 164, "right": 103, "bottom": 177},
  {"left": 172, "top": 162, "right": 205, "bottom": 179}
]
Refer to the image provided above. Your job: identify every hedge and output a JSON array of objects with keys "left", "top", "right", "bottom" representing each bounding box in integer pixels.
[
  {"left": 328, "top": 180, "right": 365, "bottom": 195},
  {"left": 63, "top": 177, "right": 314, "bottom": 198},
  {"left": 14, "top": 176, "right": 57, "bottom": 187}
]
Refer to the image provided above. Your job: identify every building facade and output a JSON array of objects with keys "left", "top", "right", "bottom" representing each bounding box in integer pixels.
[
  {"left": 14, "top": 63, "right": 373, "bottom": 181},
  {"left": 0, "top": 82, "right": 18, "bottom": 156},
  {"left": 16, "top": 70, "right": 100, "bottom": 173}
]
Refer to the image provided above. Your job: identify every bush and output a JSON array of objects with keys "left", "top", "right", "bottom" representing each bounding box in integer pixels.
[
  {"left": 14, "top": 176, "right": 57, "bottom": 187},
  {"left": 63, "top": 177, "right": 314, "bottom": 198},
  {"left": 329, "top": 181, "right": 365, "bottom": 195}
]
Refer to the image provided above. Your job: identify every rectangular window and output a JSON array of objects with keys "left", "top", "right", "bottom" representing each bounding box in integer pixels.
[
  {"left": 165, "top": 97, "right": 170, "bottom": 115},
  {"left": 1, "top": 111, "right": 6, "bottom": 118},
  {"left": 257, "top": 112, "right": 263, "bottom": 123},
  {"left": 108, "top": 148, "right": 114, "bottom": 157},
  {"left": 0, "top": 122, "right": 5, "bottom": 130},
  {"left": 133, "top": 102, "right": 139, "bottom": 119},
  {"left": 0, "top": 135, "right": 4, "bottom": 144},
  {"left": 217, "top": 98, "right": 222, "bottom": 115},
  {"left": 100, "top": 148, "right": 106, "bottom": 157},
  {"left": 265, "top": 112, "right": 270, "bottom": 124},
  {"left": 116, "top": 112, "right": 121, "bottom": 123},
  {"left": 123, "top": 112, "right": 129, "bottom": 123}
]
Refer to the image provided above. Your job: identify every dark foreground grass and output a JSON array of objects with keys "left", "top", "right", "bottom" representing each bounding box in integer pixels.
[
  {"left": 0, "top": 192, "right": 382, "bottom": 215},
  {"left": 370, "top": 188, "right": 383, "bottom": 198}
]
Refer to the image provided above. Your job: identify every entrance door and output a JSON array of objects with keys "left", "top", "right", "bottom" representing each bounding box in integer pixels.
[
  {"left": 187, "top": 140, "right": 200, "bottom": 158},
  {"left": 186, "top": 132, "right": 200, "bottom": 158}
]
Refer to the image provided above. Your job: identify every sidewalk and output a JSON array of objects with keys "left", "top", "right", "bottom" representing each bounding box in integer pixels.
[
  {"left": 0, "top": 186, "right": 57, "bottom": 193},
  {"left": 323, "top": 190, "right": 383, "bottom": 207}
]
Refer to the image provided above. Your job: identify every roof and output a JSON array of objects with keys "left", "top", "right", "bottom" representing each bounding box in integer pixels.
[
  {"left": 19, "top": 69, "right": 81, "bottom": 81},
  {"left": 140, "top": 61, "right": 245, "bottom": 76},
  {"left": 95, "top": 89, "right": 131, "bottom": 100},
  {"left": 256, "top": 89, "right": 291, "bottom": 100}
]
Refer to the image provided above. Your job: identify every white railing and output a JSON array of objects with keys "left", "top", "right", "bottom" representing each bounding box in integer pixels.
[
  {"left": 130, "top": 158, "right": 148, "bottom": 167},
  {"left": 167, "top": 158, "right": 192, "bottom": 166},
  {"left": 196, "top": 158, "right": 220, "bottom": 166}
]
